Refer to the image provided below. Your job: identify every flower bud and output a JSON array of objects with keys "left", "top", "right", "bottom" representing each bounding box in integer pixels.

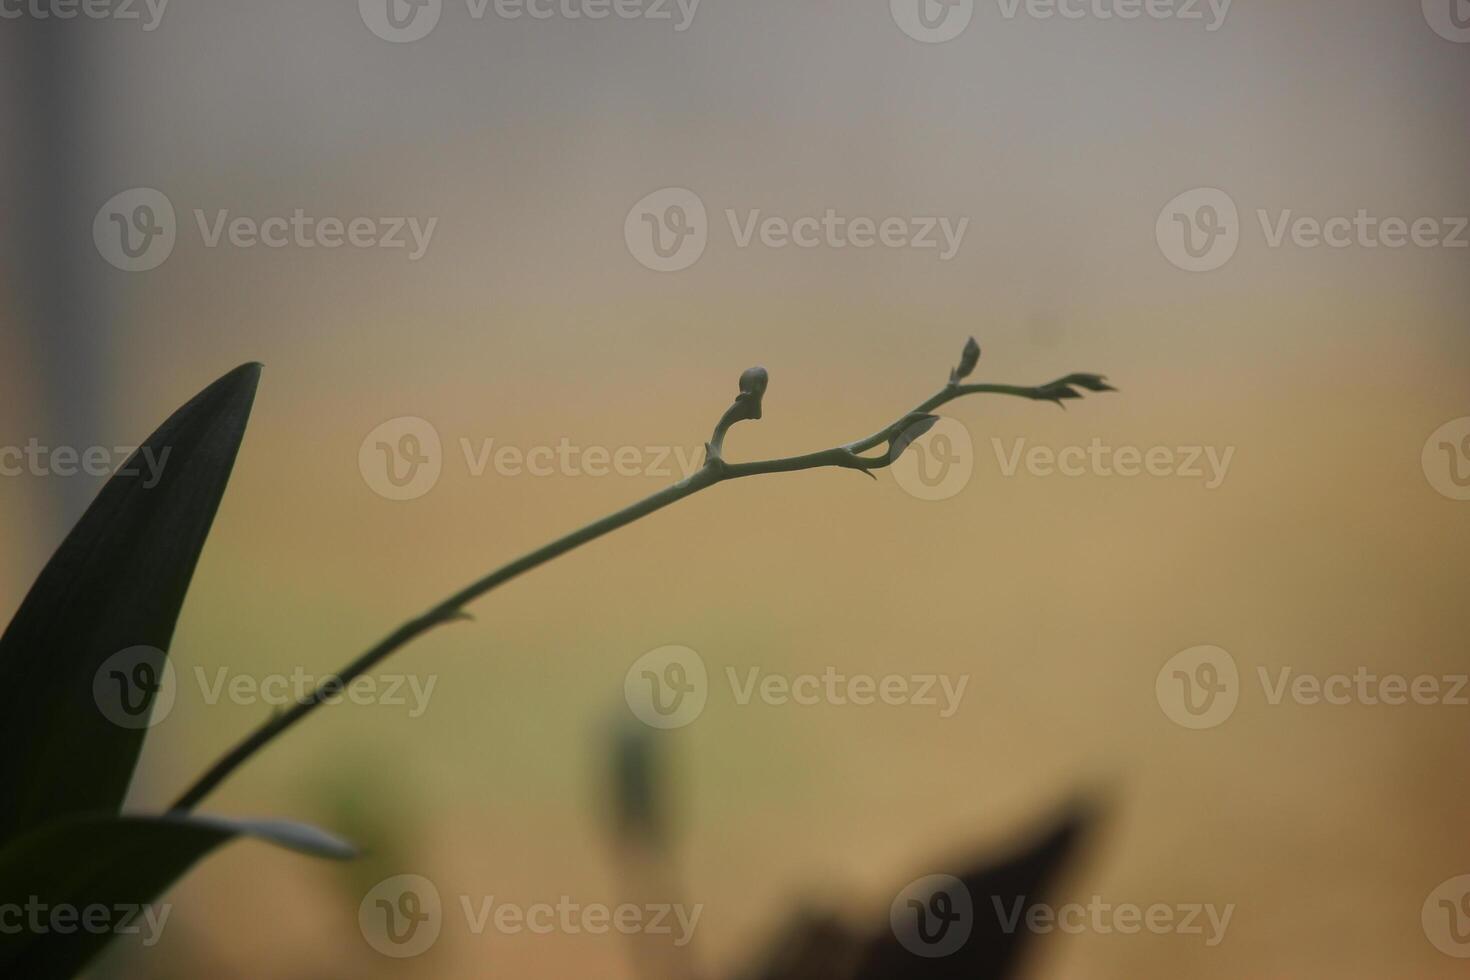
[
  {"left": 739, "top": 366, "right": 769, "bottom": 399},
  {"left": 950, "top": 337, "right": 981, "bottom": 383}
]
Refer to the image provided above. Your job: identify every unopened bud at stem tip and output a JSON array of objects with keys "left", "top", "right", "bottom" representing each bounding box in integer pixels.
[
  {"left": 950, "top": 336, "right": 981, "bottom": 383},
  {"left": 739, "top": 366, "right": 768, "bottom": 398}
]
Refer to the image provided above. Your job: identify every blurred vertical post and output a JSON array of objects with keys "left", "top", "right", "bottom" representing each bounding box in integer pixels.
[
  {"left": 7, "top": 23, "right": 110, "bottom": 537},
  {"left": 608, "top": 716, "right": 700, "bottom": 980}
]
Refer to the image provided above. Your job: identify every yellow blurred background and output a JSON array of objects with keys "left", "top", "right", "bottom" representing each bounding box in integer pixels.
[{"left": 2, "top": 0, "right": 1469, "bottom": 976}]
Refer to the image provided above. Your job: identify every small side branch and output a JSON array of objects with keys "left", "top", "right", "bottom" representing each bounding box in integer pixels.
[{"left": 724, "top": 340, "right": 1114, "bottom": 479}]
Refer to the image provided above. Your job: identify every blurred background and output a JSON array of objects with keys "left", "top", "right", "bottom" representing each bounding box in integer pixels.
[{"left": 2, "top": 0, "right": 1469, "bottom": 975}]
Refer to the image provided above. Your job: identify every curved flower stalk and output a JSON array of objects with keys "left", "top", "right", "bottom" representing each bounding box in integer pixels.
[{"left": 171, "top": 338, "right": 1113, "bottom": 812}]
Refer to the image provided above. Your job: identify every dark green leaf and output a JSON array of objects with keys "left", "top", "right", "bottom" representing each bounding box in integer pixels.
[
  {"left": 0, "top": 811, "right": 354, "bottom": 978},
  {"left": 0, "top": 364, "right": 261, "bottom": 845},
  {"left": 853, "top": 801, "right": 1099, "bottom": 980}
]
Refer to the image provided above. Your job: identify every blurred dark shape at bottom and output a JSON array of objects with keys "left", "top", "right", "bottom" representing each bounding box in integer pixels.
[
  {"left": 737, "top": 802, "right": 1099, "bottom": 980},
  {"left": 603, "top": 709, "right": 1101, "bottom": 980}
]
